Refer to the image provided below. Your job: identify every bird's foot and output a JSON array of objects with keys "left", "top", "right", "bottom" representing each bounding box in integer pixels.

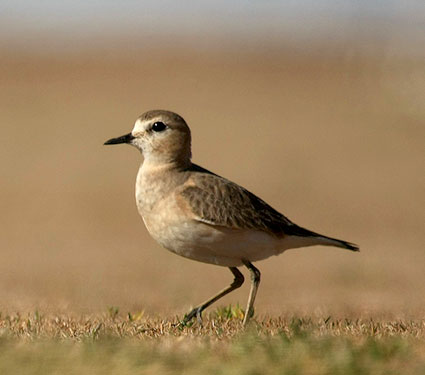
[
  {"left": 242, "top": 307, "right": 255, "bottom": 327},
  {"left": 180, "top": 306, "right": 203, "bottom": 327}
]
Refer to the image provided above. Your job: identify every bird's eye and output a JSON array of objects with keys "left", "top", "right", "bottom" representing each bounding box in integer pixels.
[{"left": 152, "top": 122, "right": 167, "bottom": 132}]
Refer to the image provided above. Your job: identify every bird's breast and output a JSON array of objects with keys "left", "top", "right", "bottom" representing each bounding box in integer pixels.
[{"left": 134, "top": 166, "right": 284, "bottom": 267}]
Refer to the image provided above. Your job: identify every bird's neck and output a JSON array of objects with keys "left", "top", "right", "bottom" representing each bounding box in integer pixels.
[
  {"left": 136, "top": 157, "right": 191, "bottom": 214},
  {"left": 140, "top": 156, "right": 191, "bottom": 174},
  {"left": 140, "top": 145, "right": 192, "bottom": 170}
]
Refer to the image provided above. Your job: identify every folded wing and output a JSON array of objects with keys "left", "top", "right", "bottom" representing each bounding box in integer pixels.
[{"left": 179, "top": 164, "right": 359, "bottom": 251}]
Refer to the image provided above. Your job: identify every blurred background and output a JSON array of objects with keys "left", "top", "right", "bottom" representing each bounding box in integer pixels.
[{"left": 1, "top": 1, "right": 424, "bottom": 317}]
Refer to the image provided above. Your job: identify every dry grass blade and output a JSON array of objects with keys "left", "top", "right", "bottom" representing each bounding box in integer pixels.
[
  {"left": 0, "top": 310, "right": 425, "bottom": 375},
  {"left": 1, "top": 310, "right": 424, "bottom": 341}
]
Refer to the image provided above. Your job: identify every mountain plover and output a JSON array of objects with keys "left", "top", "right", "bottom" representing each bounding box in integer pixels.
[{"left": 105, "top": 110, "right": 359, "bottom": 326}]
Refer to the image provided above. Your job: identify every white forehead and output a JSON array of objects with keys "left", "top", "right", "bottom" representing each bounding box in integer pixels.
[
  {"left": 131, "top": 117, "right": 156, "bottom": 134},
  {"left": 131, "top": 118, "right": 145, "bottom": 133}
]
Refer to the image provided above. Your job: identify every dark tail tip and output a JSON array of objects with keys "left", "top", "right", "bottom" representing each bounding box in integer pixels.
[{"left": 341, "top": 240, "right": 360, "bottom": 252}]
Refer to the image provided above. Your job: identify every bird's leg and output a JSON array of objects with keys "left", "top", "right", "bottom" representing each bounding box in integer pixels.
[
  {"left": 242, "top": 260, "right": 261, "bottom": 326},
  {"left": 182, "top": 267, "right": 244, "bottom": 325}
]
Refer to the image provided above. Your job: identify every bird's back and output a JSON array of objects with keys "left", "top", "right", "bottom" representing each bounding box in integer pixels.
[{"left": 178, "top": 164, "right": 358, "bottom": 252}]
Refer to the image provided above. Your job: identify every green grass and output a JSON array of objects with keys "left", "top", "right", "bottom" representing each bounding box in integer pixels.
[{"left": 0, "top": 309, "right": 424, "bottom": 374}]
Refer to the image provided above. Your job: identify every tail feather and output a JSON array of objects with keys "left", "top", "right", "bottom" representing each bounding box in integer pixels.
[
  {"left": 286, "top": 223, "right": 359, "bottom": 252},
  {"left": 315, "top": 234, "right": 359, "bottom": 251}
]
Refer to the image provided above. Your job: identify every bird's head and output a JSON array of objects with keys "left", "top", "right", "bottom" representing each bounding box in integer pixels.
[{"left": 105, "top": 110, "right": 192, "bottom": 166}]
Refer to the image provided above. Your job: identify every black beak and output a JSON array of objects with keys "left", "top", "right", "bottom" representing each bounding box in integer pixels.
[{"left": 104, "top": 133, "right": 135, "bottom": 145}]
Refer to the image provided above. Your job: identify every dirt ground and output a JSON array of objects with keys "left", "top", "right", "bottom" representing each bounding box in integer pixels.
[{"left": 0, "top": 45, "right": 424, "bottom": 317}]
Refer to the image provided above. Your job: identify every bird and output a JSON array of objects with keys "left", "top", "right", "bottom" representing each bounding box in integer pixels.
[{"left": 104, "top": 110, "right": 359, "bottom": 326}]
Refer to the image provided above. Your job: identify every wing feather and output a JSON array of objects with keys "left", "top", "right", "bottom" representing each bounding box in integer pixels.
[{"left": 180, "top": 165, "right": 313, "bottom": 237}]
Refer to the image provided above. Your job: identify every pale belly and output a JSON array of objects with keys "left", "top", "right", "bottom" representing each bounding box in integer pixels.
[{"left": 140, "top": 199, "right": 284, "bottom": 267}]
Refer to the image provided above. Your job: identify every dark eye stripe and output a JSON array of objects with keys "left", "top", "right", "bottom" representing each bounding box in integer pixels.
[{"left": 152, "top": 122, "right": 167, "bottom": 132}]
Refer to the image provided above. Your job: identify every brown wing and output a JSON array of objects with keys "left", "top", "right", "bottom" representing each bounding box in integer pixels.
[{"left": 180, "top": 164, "right": 318, "bottom": 238}]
